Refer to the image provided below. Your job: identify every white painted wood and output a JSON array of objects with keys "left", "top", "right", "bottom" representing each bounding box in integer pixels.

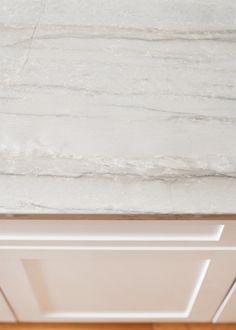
[
  {"left": 0, "top": 220, "right": 236, "bottom": 248},
  {"left": 1, "top": 251, "right": 235, "bottom": 322},
  {"left": 0, "top": 220, "right": 227, "bottom": 242},
  {"left": 0, "top": 290, "right": 15, "bottom": 322},
  {"left": 213, "top": 280, "right": 236, "bottom": 323},
  {"left": 0, "top": 260, "right": 43, "bottom": 322},
  {"left": 0, "top": 219, "right": 235, "bottom": 322},
  {"left": 0, "top": 0, "right": 236, "bottom": 213}
]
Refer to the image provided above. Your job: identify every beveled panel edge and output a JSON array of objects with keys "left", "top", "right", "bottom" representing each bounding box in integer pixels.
[{"left": 0, "top": 214, "right": 236, "bottom": 220}]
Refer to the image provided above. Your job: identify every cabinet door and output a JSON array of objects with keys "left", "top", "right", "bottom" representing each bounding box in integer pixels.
[
  {"left": 213, "top": 280, "right": 236, "bottom": 323},
  {"left": 0, "top": 220, "right": 235, "bottom": 323},
  {"left": 0, "top": 251, "right": 235, "bottom": 322},
  {"left": 0, "top": 290, "right": 15, "bottom": 322}
]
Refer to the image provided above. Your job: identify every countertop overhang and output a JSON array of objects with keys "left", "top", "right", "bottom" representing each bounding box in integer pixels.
[{"left": 0, "top": 214, "right": 236, "bottom": 221}]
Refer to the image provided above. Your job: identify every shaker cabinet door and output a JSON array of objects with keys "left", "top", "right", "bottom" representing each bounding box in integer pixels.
[
  {"left": 0, "top": 219, "right": 235, "bottom": 323},
  {"left": 0, "top": 251, "right": 235, "bottom": 323}
]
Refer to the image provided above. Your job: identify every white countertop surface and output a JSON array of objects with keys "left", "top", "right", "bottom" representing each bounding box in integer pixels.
[{"left": 0, "top": 0, "right": 236, "bottom": 214}]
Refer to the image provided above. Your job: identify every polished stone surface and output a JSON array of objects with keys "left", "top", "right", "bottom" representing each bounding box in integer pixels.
[{"left": 0, "top": 0, "right": 236, "bottom": 213}]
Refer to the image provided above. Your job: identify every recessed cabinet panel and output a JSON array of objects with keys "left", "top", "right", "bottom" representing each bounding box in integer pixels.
[
  {"left": 22, "top": 255, "right": 207, "bottom": 314},
  {"left": 0, "top": 291, "right": 15, "bottom": 322},
  {"left": 0, "top": 220, "right": 227, "bottom": 243}
]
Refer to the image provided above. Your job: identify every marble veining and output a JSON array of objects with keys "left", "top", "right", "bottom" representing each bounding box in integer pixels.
[{"left": 0, "top": 0, "right": 236, "bottom": 213}]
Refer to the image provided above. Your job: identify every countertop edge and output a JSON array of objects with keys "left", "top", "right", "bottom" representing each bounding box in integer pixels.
[{"left": 0, "top": 214, "right": 236, "bottom": 220}]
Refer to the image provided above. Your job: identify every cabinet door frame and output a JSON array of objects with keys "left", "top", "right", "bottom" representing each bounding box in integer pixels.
[
  {"left": 0, "top": 288, "right": 16, "bottom": 322},
  {"left": 213, "top": 279, "right": 236, "bottom": 322}
]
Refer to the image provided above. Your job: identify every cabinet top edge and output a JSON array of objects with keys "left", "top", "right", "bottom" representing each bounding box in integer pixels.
[{"left": 0, "top": 214, "right": 236, "bottom": 220}]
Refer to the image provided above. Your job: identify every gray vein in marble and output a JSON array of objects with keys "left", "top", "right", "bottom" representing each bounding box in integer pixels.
[
  {"left": 1, "top": 107, "right": 236, "bottom": 123},
  {"left": 2, "top": 147, "right": 236, "bottom": 175},
  {"left": 1, "top": 83, "right": 235, "bottom": 101},
  {"left": 2, "top": 25, "right": 236, "bottom": 47},
  {"left": 0, "top": 83, "right": 116, "bottom": 96},
  {"left": 21, "top": 1, "right": 46, "bottom": 70},
  {"left": 1, "top": 170, "right": 236, "bottom": 183},
  {"left": 169, "top": 93, "right": 236, "bottom": 101},
  {"left": 0, "top": 202, "right": 136, "bottom": 213},
  {"left": 0, "top": 111, "right": 104, "bottom": 119},
  {"left": 104, "top": 105, "right": 236, "bottom": 123}
]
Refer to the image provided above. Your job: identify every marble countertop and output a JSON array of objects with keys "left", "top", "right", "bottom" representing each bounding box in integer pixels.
[{"left": 0, "top": 0, "right": 236, "bottom": 214}]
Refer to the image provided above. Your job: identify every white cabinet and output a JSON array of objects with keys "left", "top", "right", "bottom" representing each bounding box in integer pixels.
[
  {"left": 0, "top": 290, "right": 15, "bottom": 322},
  {"left": 214, "top": 280, "right": 236, "bottom": 323},
  {"left": 0, "top": 219, "right": 235, "bottom": 323}
]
